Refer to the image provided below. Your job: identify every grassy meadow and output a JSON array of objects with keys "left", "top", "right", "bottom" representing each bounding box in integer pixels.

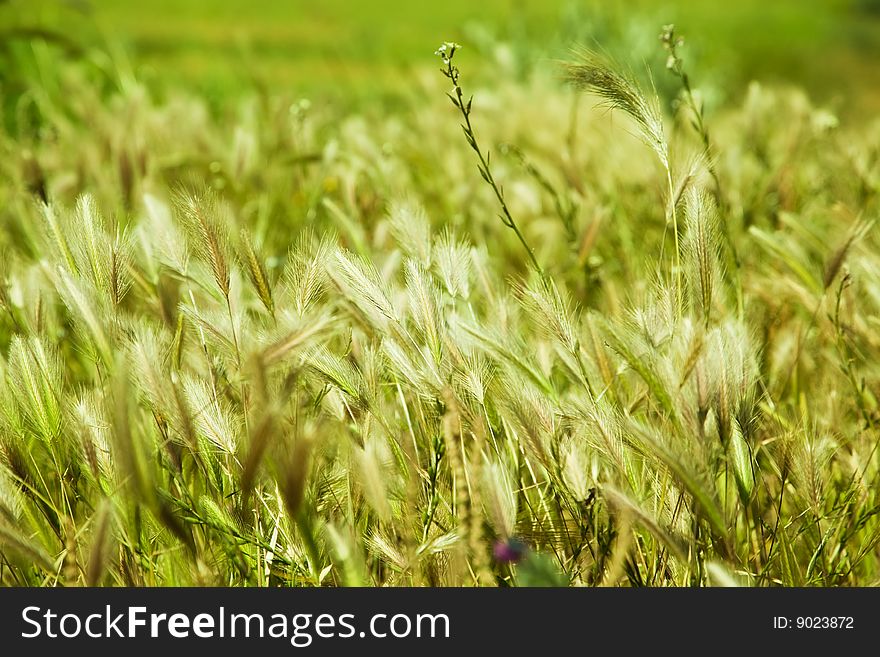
[{"left": 0, "top": 1, "right": 879, "bottom": 587}]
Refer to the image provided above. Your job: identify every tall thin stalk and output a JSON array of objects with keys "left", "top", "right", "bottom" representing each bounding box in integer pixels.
[{"left": 436, "top": 43, "right": 544, "bottom": 276}]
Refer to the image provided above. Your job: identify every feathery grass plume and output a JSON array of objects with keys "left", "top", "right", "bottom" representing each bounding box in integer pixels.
[
  {"left": 502, "top": 380, "right": 555, "bottom": 471},
  {"left": 367, "top": 532, "right": 409, "bottom": 574},
  {"left": 565, "top": 52, "right": 685, "bottom": 307},
  {"left": 51, "top": 267, "right": 114, "bottom": 367},
  {"left": 683, "top": 187, "right": 722, "bottom": 325},
  {"left": 516, "top": 276, "right": 594, "bottom": 397},
  {"left": 571, "top": 398, "right": 630, "bottom": 482},
  {"left": 284, "top": 231, "right": 332, "bottom": 316},
  {"left": 662, "top": 25, "right": 745, "bottom": 309},
  {"left": 178, "top": 190, "right": 243, "bottom": 363},
  {"left": 517, "top": 277, "right": 578, "bottom": 355},
  {"left": 108, "top": 230, "right": 133, "bottom": 307},
  {"left": 67, "top": 195, "right": 132, "bottom": 308},
  {"left": 328, "top": 248, "right": 398, "bottom": 330},
  {"left": 707, "top": 319, "right": 759, "bottom": 443},
  {"left": 40, "top": 201, "right": 78, "bottom": 273},
  {"left": 705, "top": 561, "right": 749, "bottom": 587},
  {"left": 7, "top": 336, "right": 63, "bottom": 442},
  {"left": 433, "top": 230, "right": 472, "bottom": 301},
  {"left": 600, "top": 317, "right": 679, "bottom": 427},
  {"left": 238, "top": 228, "right": 275, "bottom": 316},
  {"left": 453, "top": 355, "right": 494, "bottom": 407},
  {"left": 669, "top": 321, "right": 708, "bottom": 439},
  {"left": 388, "top": 198, "right": 432, "bottom": 265},
  {"left": 178, "top": 303, "right": 240, "bottom": 361},
  {"left": 305, "top": 345, "right": 367, "bottom": 408},
  {"left": 199, "top": 495, "right": 240, "bottom": 536},
  {"left": 675, "top": 319, "right": 705, "bottom": 389},
  {"left": 565, "top": 52, "right": 668, "bottom": 170},
  {"left": 669, "top": 151, "right": 707, "bottom": 216},
  {"left": 630, "top": 278, "right": 678, "bottom": 348},
  {"left": 405, "top": 259, "right": 443, "bottom": 364},
  {"left": 74, "top": 194, "right": 111, "bottom": 295},
  {"left": 168, "top": 375, "right": 198, "bottom": 453},
  {"left": 128, "top": 324, "right": 172, "bottom": 409},
  {"left": 790, "top": 429, "right": 836, "bottom": 516},
  {"left": 417, "top": 531, "right": 461, "bottom": 560},
  {"left": 480, "top": 455, "right": 518, "bottom": 538},
  {"left": 560, "top": 434, "right": 592, "bottom": 501},
  {"left": 353, "top": 435, "right": 394, "bottom": 522},
  {"left": 458, "top": 319, "right": 555, "bottom": 399},
  {"left": 182, "top": 375, "right": 239, "bottom": 453},
  {"left": 141, "top": 193, "right": 188, "bottom": 275},
  {"left": 468, "top": 244, "right": 500, "bottom": 310},
  {"left": 72, "top": 393, "right": 114, "bottom": 488},
  {"left": 382, "top": 337, "right": 444, "bottom": 396},
  {"left": 357, "top": 344, "right": 388, "bottom": 411},
  {"left": 177, "top": 190, "right": 232, "bottom": 299}
]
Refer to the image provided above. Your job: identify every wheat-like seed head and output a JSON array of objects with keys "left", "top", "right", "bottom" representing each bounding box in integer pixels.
[
  {"left": 480, "top": 455, "right": 518, "bottom": 538},
  {"left": 238, "top": 228, "right": 275, "bottom": 316},
  {"left": 683, "top": 187, "right": 721, "bottom": 325},
  {"left": 565, "top": 52, "right": 668, "bottom": 169},
  {"left": 182, "top": 374, "right": 239, "bottom": 453},
  {"left": 177, "top": 191, "right": 232, "bottom": 299},
  {"left": 329, "top": 248, "right": 398, "bottom": 330}
]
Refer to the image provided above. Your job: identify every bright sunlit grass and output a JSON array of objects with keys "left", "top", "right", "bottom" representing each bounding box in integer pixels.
[{"left": 0, "top": 5, "right": 879, "bottom": 587}]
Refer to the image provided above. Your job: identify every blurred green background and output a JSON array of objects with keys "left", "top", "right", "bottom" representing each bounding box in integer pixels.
[{"left": 2, "top": 0, "right": 880, "bottom": 115}]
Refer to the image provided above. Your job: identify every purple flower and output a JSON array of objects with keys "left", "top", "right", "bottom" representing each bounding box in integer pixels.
[{"left": 493, "top": 538, "right": 526, "bottom": 563}]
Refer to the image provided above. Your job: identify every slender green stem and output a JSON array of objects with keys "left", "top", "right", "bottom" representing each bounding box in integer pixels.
[{"left": 437, "top": 43, "right": 544, "bottom": 276}]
